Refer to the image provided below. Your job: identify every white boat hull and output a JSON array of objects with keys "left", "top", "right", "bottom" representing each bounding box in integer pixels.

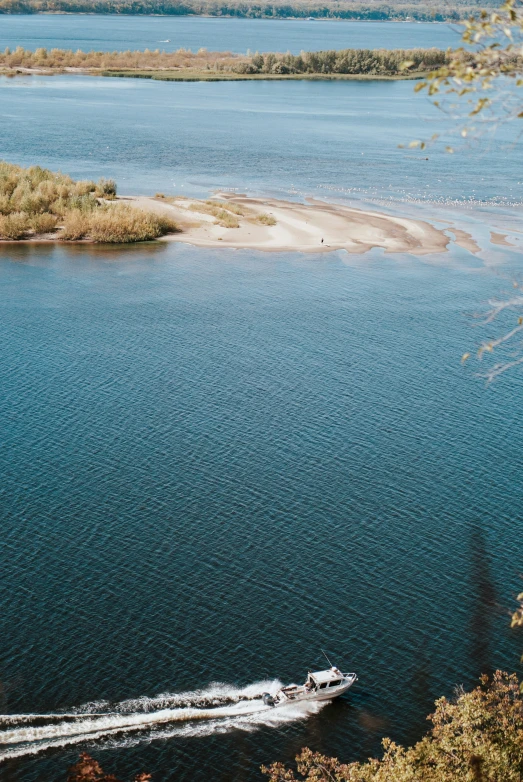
[{"left": 264, "top": 670, "right": 357, "bottom": 708}]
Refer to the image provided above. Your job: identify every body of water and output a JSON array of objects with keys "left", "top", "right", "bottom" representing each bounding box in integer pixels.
[
  {"left": 0, "top": 16, "right": 522, "bottom": 782},
  {"left": 0, "top": 74, "right": 519, "bottom": 206},
  {"left": 1, "top": 241, "right": 522, "bottom": 782},
  {"left": 0, "top": 15, "right": 462, "bottom": 53}
]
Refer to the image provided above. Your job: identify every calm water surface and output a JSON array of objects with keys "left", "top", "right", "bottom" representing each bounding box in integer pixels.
[
  {"left": 0, "top": 25, "right": 522, "bottom": 782},
  {"left": 0, "top": 74, "right": 520, "bottom": 204},
  {"left": 1, "top": 243, "right": 522, "bottom": 782},
  {"left": 0, "top": 15, "right": 462, "bottom": 54}
]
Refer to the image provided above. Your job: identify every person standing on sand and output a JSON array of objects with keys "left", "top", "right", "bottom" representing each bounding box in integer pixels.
[{"left": 321, "top": 238, "right": 324, "bottom": 244}]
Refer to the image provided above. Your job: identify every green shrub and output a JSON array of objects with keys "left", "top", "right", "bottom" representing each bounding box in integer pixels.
[
  {"left": 74, "top": 180, "right": 97, "bottom": 196},
  {"left": 68, "top": 193, "right": 98, "bottom": 212}
]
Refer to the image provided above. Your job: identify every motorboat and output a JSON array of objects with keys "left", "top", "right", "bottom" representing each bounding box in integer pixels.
[{"left": 262, "top": 665, "right": 357, "bottom": 707}]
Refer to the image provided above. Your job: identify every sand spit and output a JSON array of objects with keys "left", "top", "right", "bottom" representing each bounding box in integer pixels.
[
  {"left": 128, "top": 194, "right": 451, "bottom": 255},
  {"left": 449, "top": 227, "right": 481, "bottom": 254},
  {"left": 490, "top": 231, "right": 515, "bottom": 247}
]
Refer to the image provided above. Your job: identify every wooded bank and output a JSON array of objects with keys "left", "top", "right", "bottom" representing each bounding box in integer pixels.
[
  {"left": 0, "top": 45, "right": 448, "bottom": 77},
  {"left": 0, "top": 0, "right": 498, "bottom": 22}
]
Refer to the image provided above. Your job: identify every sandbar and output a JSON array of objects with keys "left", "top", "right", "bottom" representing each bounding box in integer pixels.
[
  {"left": 490, "top": 231, "right": 515, "bottom": 247},
  {"left": 127, "top": 194, "right": 451, "bottom": 255},
  {"left": 448, "top": 227, "right": 481, "bottom": 255}
]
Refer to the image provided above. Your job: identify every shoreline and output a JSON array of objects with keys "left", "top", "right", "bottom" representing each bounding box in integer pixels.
[
  {"left": 0, "top": 45, "right": 446, "bottom": 82},
  {"left": 101, "top": 69, "right": 425, "bottom": 81},
  {"left": 0, "top": 12, "right": 451, "bottom": 21},
  {"left": 0, "top": 68, "right": 427, "bottom": 82},
  {"left": 0, "top": 67, "right": 425, "bottom": 81}
]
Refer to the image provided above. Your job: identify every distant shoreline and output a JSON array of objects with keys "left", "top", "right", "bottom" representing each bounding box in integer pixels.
[
  {"left": 0, "top": 11, "right": 449, "bottom": 21},
  {"left": 0, "top": 68, "right": 426, "bottom": 81},
  {"left": 0, "top": 0, "right": 477, "bottom": 23},
  {"left": 0, "top": 46, "right": 446, "bottom": 81}
]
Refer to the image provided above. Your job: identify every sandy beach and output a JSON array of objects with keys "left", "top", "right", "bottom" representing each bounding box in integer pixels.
[{"left": 127, "top": 193, "right": 455, "bottom": 255}]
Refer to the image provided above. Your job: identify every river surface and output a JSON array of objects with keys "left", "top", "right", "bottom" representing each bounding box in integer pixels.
[
  {"left": 0, "top": 16, "right": 523, "bottom": 782},
  {"left": 0, "top": 15, "right": 462, "bottom": 53}
]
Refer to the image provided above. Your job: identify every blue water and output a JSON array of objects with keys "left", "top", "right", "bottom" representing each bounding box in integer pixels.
[
  {"left": 0, "top": 17, "right": 523, "bottom": 782},
  {"left": 0, "top": 75, "right": 520, "bottom": 205},
  {"left": 1, "top": 243, "right": 522, "bottom": 781},
  {"left": 0, "top": 16, "right": 462, "bottom": 54}
]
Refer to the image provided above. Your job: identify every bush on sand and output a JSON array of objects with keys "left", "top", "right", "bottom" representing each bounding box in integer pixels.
[
  {"left": 256, "top": 213, "right": 276, "bottom": 225},
  {"left": 0, "top": 212, "right": 30, "bottom": 239},
  {"left": 0, "top": 161, "right": 179, "bottom": 243},
  {"left": 87, "top": 204, "right": 179, "bottom": 243}
]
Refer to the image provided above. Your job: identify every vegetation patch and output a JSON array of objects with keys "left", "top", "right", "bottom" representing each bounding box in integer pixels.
[
  {"left": 0, "top": 0, "right": 497, "bottom": 23},
  {"left": 0, "top": 46, "right": 448, "bottom": 79},
  {"left": 188, "top": 201, "right": 240, "bottom": 227},
  {"left": 206, "top": 199, "right": 246, "bottom": 216},
  {"left": 0, "top": 161, "right": 179, "bottom": 242},
  {"left": 263, "top": 671, "right": 523, "bottom": 782},
  {"left": 255, "top": 213, "right": 277, "bottom": 225}
]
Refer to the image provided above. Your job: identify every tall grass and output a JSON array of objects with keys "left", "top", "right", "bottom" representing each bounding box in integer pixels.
[
  {"left": 0, "top": 161, "right": 179, "bottom": 242},
  {"left": 256, "top": 213, "right": 276, "bottom": 226},
  {"left": 206, "top": 199, "right": 246, "bottom": 216},
  {"left": 189, "top": 202, "right": 240, "bottom": 227},
  {"left": 0, "top": 46, "right": 450, "bottom": 77}
]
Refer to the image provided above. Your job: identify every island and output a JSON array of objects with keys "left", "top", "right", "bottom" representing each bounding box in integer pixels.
[
  {"left": 0, "top": 161, "right": 481, "bottom": 253},
  {"left": 0, "top": 46, "right": 448, "bottom": 81}
]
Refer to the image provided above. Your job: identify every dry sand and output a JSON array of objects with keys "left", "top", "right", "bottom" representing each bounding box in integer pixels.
[{"left": 126, "top": 194, "right": 452, "bottom": 255}]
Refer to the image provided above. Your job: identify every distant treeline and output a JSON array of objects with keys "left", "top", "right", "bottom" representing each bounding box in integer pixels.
[
  {"left": 237, "top": 46, "right": 446, "bottom": 73},
  {"left": 0, "top": 45, "right": 449, "bottom": 74},
  {"left": 0, "top": 0, "right": 498, "bottom": 21}
]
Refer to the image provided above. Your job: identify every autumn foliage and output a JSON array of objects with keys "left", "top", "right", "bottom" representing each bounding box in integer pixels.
[
  {"left": 263, "top": 672, "right": 523, "bottom": 782},
  {"left": 0, "top": 46, "right": 447, "bottom": 77},
  {"left": 0, "top": 161, "right": 179, "bottom": 242},
  {"left": 67, "top": 753, "right": 151, "bottom": 782}
]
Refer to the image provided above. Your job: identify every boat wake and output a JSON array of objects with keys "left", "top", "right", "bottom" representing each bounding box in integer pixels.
[{"left": 0, "top": 680, "right": 325, "bottom": 762}]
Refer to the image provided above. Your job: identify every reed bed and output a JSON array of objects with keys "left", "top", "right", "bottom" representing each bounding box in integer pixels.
[
  {"left": 0, "top": 45, "right": 242, "bottom": 72},
  {"left": 0, "top": 46, "right": 449, "bottom": 77},
  {"left": 0, "top": 161, "right": 179, "bottom": 242},
  {"left": 255, "top": 213, "right": 277, "bottom": 226}
]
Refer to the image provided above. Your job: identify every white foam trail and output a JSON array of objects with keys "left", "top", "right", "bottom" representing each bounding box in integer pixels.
[
  {"left": 0, "top": 679, "right": 320, "bottom": 762},
  {"left": 0, "top": 701, "right": 270, "bottom": 745},
  {"left": 0, "top": 699, "right": 324, "bottom": 762},
  {"left": 73, "top": 680, "right": 281, "bottom": 714}
]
